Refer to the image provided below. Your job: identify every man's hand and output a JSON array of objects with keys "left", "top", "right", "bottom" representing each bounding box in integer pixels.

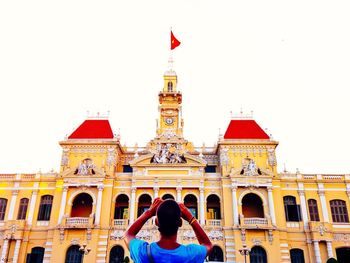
[
  {"left": 179, "top": 203, "right": 194, "bottom": 222},
  {"left": 148, "top": 197, "right": 163, "bottom": 217}
]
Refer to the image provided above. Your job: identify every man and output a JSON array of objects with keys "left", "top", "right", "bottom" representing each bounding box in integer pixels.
[{"left": 124, "top": 197, "right": 213, "bottom": 262}]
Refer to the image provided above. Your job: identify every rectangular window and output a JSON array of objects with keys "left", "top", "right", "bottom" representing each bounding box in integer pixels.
[
  {"left": 205, "top": 165, "right": 217, "bottom": 173},
  {"left": 123, "top": 165, "right": 133, "bottom": 173},
  {"left": 284, "top": 204, "right": 302, "bottom": 222}
]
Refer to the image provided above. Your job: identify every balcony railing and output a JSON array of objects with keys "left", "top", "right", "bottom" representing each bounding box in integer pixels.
[
  {"left": 65, "top": 217, "right": 92, "bottom": 228},
  {"left": 206, "top": 219, "right": 222, "bottom": 227},
  {"left": 244, "top": 217, "right": 268, "bottom": 225},
  {"left": 112, "top": 219, "right": 129, "bottom": 229},
  {"left": 239, "top": 214, "right": 271, "bottom": 229}
]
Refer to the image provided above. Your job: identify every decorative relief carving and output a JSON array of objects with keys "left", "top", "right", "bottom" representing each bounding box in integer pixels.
[
  {"left": 110, "top": 230, "right": 124, "bottom": 240},
  {"left": 107, "top": 148, "right": 116, "bottom": 167},
  {"left": 208, "top": 230, "right": 223, "bottom": 241},
  {"left": 241, "top": 229, "right": 246, "bottom": 242},
  {"left": 136, "top": 230, "right": 151, "bottom": 241},
  {"left": 268, "top": 230, "right": 273, "bottom": 244},
  {"left": 150, "top": 143, "right": 186, "bottom": 164},
  {"left": 334, "top": 233, "right": 350, "bottom": 243},
  {"left": 267, "top": 149, "right": 276, "bottom": 166},
  {"left": 86, "top": 228, "right": 92, "bottom": 241},
  {"left": 182, "top": 230, "right": 196, "bottom": 241},
  {"left": 61, "top": 148, "right": 70, "bottom": 167},
  {"left": 220, "top": 148, "right": 229, "bottom": 166},
  {"left": 71, "top": 238, "right": 80, "bottom": 245},
  {"left": 252, "top": 238, "right": 262, "bottom": 246},
  {"left": 74, "top": 158, "right": 96, "bottom": 175}
]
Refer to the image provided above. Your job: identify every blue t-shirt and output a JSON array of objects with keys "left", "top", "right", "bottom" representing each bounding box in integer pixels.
[{"left": 129, "top": 238, "right": 207, "bottom": 263}]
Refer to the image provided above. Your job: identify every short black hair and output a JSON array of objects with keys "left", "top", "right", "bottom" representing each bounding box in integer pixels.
[{"left": 156, "top": 199, "right": 181, "bottom": 236}]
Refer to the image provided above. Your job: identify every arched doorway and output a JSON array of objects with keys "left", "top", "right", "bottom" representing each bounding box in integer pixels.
[
  {"left": 114, "top": 194, "right": 129, "bottom": 219},
  {"left": 26, "top": 247, "right": 45, "bottom": 263},
  {"left": 207, "top": 194, "right": 221, "bottom": 219},
  {"left": 137, "top": 194, "right": 152, "bottom": 217},
  {"left": 184, "top": 194, "right": 198, "bottom": 218},
  {"left": 250, "top": 246, "right": 267, "bottom": 263},
  {"left": 336, "top": 247, "right": 350, "bottom": 263},
  {"left": 65, "top": 245, "right": 82, "bottom": 263},
  {"left": 290, "top": 248, "right": 305, "bottom": 263},
  {"left": 71, "top": 193, "right": 93, "bottom": 217},
  {"left": 162, "top": 194, "right": 175, "bottom": 200},
  {"left": 209, "top": 245, "right": 224, "bottom": 262},
  {"left": 109, "top": 245, "right": 124, "bottom": 263},
  {"left": 242, "top": 193, "right": 264, "bottom": 218}
]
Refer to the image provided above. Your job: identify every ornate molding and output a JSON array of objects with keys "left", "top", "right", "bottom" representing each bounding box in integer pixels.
[{"left": 110, "top": 230, "right": 124, "bottom": 240}]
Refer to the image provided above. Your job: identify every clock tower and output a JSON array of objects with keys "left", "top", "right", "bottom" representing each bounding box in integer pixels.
[{"left": 157, "top": 57, "right": 184, "bottom": 138}]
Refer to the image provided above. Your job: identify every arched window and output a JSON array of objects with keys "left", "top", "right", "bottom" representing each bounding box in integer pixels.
[
  {"left": 330, "top": 199, "right": 349, "bottom": 223},
  {"left": 0, "top": 198, "right": 8, "bottom": 221},
  {"left": 207, "top": 194, "right": 221, "bottom": 219},
  {"left": 208, "top": 245, "right": 224, "bottom": 262},
  {"left": 167, "top": 81, "right": 173, "bottom": 92},
  {"left": 114, "top": 194, "right": 129, "bottom": 219},
  {"left": 336, "top": 247, "right": 350, "bottom": 263},
  {"left": 162, "top": 194, "right": 175, "bottom": 200},
  {"left": 109, "top": 245, "right": 124, "bottom": 263},
  {"left": 137, "top": 194, "right": 152, "bottom": 217},
  {"left": 290, "top": 248, "right": 305, "bottom": 263},
  {"left": 307, "top": 199, "right": 320, "bottom": 221},
  {"left": 71, "top": 193, "right": 93, "bottom": 217},
  {"left": 26, "top": 247, "right": 45, "bottom": 263},
  {"left": 184, "top": 194, "right": 198, "bottom": 218},
  {"left": 65, "top": 245, "right": 82, "bottom": 263},
  {"left": 242, "top": 193, "right": 264, "bottom": 218},
  {"left": 284, "top": 196, "right": 302, "bottom": 222},
  {"left": 37, "top": 195, "right": 53, "bottom": 221},
  {"left": 17, "top": 198, "right": 29, "bottom": 220},
  {"left": 250, "top": 246, "right": 267, "bottom": 263}
]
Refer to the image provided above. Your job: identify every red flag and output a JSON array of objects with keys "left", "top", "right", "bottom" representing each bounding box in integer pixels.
[{"left": 171, "top": 31, "right": 181, "bottom": 50}]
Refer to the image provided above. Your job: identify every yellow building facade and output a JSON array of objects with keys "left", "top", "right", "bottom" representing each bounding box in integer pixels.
[{"left": 1, "top": 62, "right": 350, "bottom": 263}]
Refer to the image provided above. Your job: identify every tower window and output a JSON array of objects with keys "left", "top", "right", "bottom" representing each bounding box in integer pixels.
[
  {"left": 123, "top": 165, "right": 133, "bottom": 173},
  {"left": 167, "top": 81, "right": 173, "bottom": 92}
]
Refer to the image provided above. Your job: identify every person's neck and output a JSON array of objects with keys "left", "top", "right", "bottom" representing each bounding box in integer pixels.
[{"left": 157, "top": 233, "right": 180, "bottom": 250}]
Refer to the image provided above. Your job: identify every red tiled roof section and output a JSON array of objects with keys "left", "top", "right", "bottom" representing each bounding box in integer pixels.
[
  {"left": 68, "top": 120, "right": 114, "bottom": 139},
  {"left": 224, "top": 119, "right": 270, "bottom": 140}
]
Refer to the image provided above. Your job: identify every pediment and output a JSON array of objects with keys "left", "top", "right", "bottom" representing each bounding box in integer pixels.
[{"left": 129, "top": 153, "right": 206, "bottom": 167}]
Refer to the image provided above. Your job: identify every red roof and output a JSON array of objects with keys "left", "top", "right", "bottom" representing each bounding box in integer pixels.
[
  {"left": 224, "top": 119, "right": 270, "bottom": 140},
  {"left": 68, "top": 119, "right": 114, "bottom": 139}
]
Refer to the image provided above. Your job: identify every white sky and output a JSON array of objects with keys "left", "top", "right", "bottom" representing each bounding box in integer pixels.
[{"left": 0, "top": 0, "right": 349, "bottom": 174}]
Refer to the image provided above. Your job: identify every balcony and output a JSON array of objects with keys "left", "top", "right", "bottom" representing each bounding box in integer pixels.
[
  {"left": 239, "top": 214, "right": 272, "bottom": 229},
  {"left": 112, "top": 219, "right": 129, "bottom": 229},
  {"left": 206, "top": 219, "right": 222, "bottom": 227},
  {"left": 64, "top": 216, "right": 93, "bottom": 228}
]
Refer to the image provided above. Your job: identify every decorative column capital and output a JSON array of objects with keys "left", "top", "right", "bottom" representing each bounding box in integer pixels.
[
  {"left": 199, "top": 187, "right": 204, "bottom": 193},
  {"left": 97, "top": 185, "right": 104, "bottom": 191},
  {"left": 153, "top": 187, "right": 160, "bottom": 191},
  {"left": 298, "top": 190, "right": 305, "bottom": 196},
  {"left": 267, "top": 186, "right": 273, "bottom": 192},
  {"left": 176, "top": 187, "right": 182, "bottom": 192},
  {"left": 131, "top": 187, "right": 137, "bottom": 194},
  {"left": 63, "top": 186, "right": 69, "bottom": 192},
  {"left": 231, "top": 185, "right": 237, "bottom": 191},
  {"left": 318, "top": 190, "right": 325, "bottom": 196},
  {"left": 12, "top": 190, "right": 19, "bottom": 196}
]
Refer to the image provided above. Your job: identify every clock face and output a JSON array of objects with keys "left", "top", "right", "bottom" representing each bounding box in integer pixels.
[{"left": 165, "top": 117, "right": 174, "bottom": 125}]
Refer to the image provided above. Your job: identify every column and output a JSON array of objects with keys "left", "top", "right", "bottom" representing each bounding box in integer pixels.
[
  {"left": 318, "top": 189, "right": 329, "bottom": 223},
  {"left": 153, "top": 187, "right": 159, "bottom": 199},
  {"left": 326, "top": 241, "right": 334, "bottom": 259},
  {"left": 27, "top": 190, "right": 38, "bottom": 225},
  {"left": 129, "top": 187, "right": 136, "bottom": 224},
  {"left": 199, "top": 188, "right": 205, "bottom": 225},
  {"left": 231, "top": 186, "right": 239, "bottom": 226},
  {"left": 298, "top": 189, "right": 309, "bottom": 229},
  {"left": 313, "top": 241, "right": 322, "bottom": 263},
  {"left": 176, "top": 187, "right": 182, "bottom": 202},
  {"left": 267, "top": 186, "right": 277, "bottom": 226},
  {"left": 58, "top": 186, "right": 68, "bottom": 224},
  {"left": 0, "top": 239, "right": 9, "bottom": 263},
  {"left": 7, "top": 190, "right": 19, "bottom": 220},
  {"left": 95, "top": 185, "right": 104, "bottom": 226},
  {"left": 12, "top": 239, "right": 21, "bottom": 263}
]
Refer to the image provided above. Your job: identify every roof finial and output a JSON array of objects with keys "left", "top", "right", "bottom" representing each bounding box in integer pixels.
[
  {"left": 230, "top": 111, "right": 233, "bottom": 119},
  {"left": 240, "top": 107, "right": 243, "bottom": 116}
]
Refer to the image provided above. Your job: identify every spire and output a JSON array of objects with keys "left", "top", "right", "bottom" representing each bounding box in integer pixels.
[
  {"left": 163, "top": 56, "right": 178, "bottom": 92},
  {"left": 164, "top": 56, "right": 176, "bottom": 76}
]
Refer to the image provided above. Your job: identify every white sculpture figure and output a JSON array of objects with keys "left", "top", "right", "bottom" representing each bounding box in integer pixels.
[
  {"left": 151, "top": 143, "right": 186, "bottom": 164},
  {"left": 245, "top": 159, "right": 257, "bottom": 176},
  {"left": 267, "top": 149, "right": 276, "bottom": 166}
]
